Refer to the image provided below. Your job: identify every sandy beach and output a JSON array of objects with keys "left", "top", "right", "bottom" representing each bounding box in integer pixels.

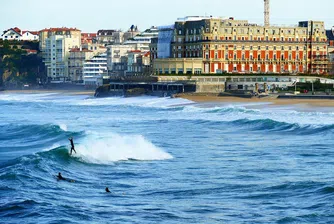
[{"left": 176, "top": 94, "right": 334, "bottom": 107}]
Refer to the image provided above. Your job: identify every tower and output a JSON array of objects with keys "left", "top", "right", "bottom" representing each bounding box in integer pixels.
[{"left": 264, "top": 0, "right": 270, "bottom": 26}]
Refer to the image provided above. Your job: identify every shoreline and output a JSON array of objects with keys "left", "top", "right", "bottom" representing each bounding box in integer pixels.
[
  {"left": 1, "top": 89, "right": 95, "bottom": 96},
  {"left": 176, "top": 94, "right": 334, "bottom": 107},
  {"left": 2, "top": 89, "right": 334, "bottom": 107}
]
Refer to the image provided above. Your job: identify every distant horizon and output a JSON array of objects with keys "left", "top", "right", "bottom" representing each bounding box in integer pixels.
[{"left": 1, "top": 0, "right": 334, "bottom": 33}]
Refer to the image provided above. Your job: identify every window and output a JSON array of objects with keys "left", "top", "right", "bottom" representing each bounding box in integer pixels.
[
  {"left": 234, "top": 54, "right": 237, "bottom": 60},
  {"left": 258, "top": 46, "right": 261, "bottom": 50},
  {"left": 225, "top": 53, "right": 228, "bottom": 60},
  {"left": 250, "top": 46, "right": 253, "bottom": 50},
  {"left": 258, "top": 55, "right": 261, "bottom": 60}
]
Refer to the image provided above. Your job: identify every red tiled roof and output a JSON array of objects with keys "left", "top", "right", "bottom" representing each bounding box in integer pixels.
[
  {"left": 2, "top": 28, "right": 21, "bottom": 36},
  {"left": 25, "top": 49, "right": 38, "bottom": 54},
  {"left": 22, "top": 31, "right": 39, "bottom": 35},
  {"left": 128, "top": 50, "right": 142, "bottom": 53},
  {"left": 13, "top": 27, "right": 21, "bottom": 33},
  {"left": 82, "top": 33, "right": 97, "bottom": 37},
  {"left": 40, "top": 27, "right": 81, "bottom": 32}
]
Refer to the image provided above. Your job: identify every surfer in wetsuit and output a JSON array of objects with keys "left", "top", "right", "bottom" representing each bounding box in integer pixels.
[
  {"left": 68, "top": 137, "right": 76, "bottom": 155},
  {"left": 57, "top": 172, "right": 66, "bottom": 180},
  {"left": 105, "top": 187, "right": 111, "bottom": 193}
]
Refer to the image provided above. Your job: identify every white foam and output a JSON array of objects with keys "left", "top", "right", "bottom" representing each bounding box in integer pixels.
[
  {"left": 75, "top": 96, "right": 194, "bottom": 108},
  {"left": 73, "top": 132, "right": 173, "bottom": 164},
  {"left": 58, "top": 124, "right": 68, "bottom": 132}
]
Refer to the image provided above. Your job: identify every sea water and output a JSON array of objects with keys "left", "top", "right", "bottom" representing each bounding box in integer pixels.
[{"left": 0, "top": 93, "right": 333, "bottom": 223}]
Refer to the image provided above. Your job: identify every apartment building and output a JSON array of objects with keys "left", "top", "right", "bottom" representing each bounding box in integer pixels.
[
  {"left": 151, "top": 16, "right": 329, "bottom": 75},
  {"left": 126, "top": 51, "right": 151, "bottom": 75},
  {"left": 83, "top": 53, "right": 108, "bottom": 87},
  {"left": 68, "top": 48, "right": 95, "bottom": 82},
  {"left": 39, "top": 28, "right": 81, "bottom": 82}
]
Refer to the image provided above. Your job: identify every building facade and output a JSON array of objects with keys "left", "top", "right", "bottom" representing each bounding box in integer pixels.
[
  {"left": 68, "top": 48, "right": 94, "bottom": 82},
  {"left": 126, "top": 51, "right": 151, "bottom": 75},
  {"left": 21, "top": 31, "right": 39, "bottom": 41},
  {"left": 39, "top": 28, "right": 81, "bottom": 82},
  {"left": 81, "top": 33, "right": 97, "bottom": 44},
  {"left": 151, "top": 17, "right": 329, "bottom": 75},
  {"left": 1, "top": 27, "right": 21, "bottom": 41},
  {"left": 83, "top": 53, "right": 108, "bottom": 87},
  {"left": 326, "top": 27, "right": 334, "bottom": 73}
]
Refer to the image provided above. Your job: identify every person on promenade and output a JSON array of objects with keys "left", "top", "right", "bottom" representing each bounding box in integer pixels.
[{"left": 68, "top": 137, "right": 76, "bottom": 155}]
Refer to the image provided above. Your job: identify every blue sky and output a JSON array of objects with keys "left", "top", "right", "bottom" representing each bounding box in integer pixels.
[{"left": 1, "top": 0, "right": 333, "bottom": 33}]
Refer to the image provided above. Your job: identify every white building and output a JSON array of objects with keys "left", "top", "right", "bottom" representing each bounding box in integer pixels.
[
  {"left": 20, "top": 31, "right": 39, "bottom": 41},
  {"left": 83, "top": 53, "right": 108, "bottom": 87},
  {"left": 124, "top": 26, "right": 159, "bottom": 51},
  {"left": 1, "top": 27, "right": 21, "bottom": 41},
  {"left": 44, "top": 35, "right": 81, "bottom": 82}
]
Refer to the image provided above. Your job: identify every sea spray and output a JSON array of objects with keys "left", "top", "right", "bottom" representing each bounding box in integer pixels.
[{"left": 74, "top": 132, "right": 173, "bottom": 164}]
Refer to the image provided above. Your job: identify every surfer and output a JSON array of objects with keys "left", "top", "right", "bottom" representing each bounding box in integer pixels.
[
  {"left": 105, "top": 187, "right": 111, "bottom": 193},
  {"left": 56, "top": 172, "right": 75, "bottom": 182},
  {"left": 68, "top": 137, "right": 76, "bottom": 155},
  {"left": 57, "top": 172, "right": 66, "bottom": 181}
]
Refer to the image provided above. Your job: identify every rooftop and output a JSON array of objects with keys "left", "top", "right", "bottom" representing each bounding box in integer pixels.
[{"left": 40, "top": 27, "right": 80, "bottom": 32}]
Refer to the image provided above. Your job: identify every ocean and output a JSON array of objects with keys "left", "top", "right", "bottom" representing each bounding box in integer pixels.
[{"left": 0, "top": 93, "right": 333, "bottom": 223}]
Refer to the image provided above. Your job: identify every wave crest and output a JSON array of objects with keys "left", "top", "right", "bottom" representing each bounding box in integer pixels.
[{"left": 72, "top": 132, "right": 173, "bottom": 164}]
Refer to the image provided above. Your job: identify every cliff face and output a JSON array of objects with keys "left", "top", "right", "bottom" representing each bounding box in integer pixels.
[{"left": 0, "top": 40, "right": 46, "bottom": 88}]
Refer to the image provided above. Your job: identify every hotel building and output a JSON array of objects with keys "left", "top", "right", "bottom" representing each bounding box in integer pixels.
[
  {"left": 39, "top": 28, "right": 81, "bottom": 82},
  {"left": 151, "top": 16, "right": 329, "bottom": 75}
]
